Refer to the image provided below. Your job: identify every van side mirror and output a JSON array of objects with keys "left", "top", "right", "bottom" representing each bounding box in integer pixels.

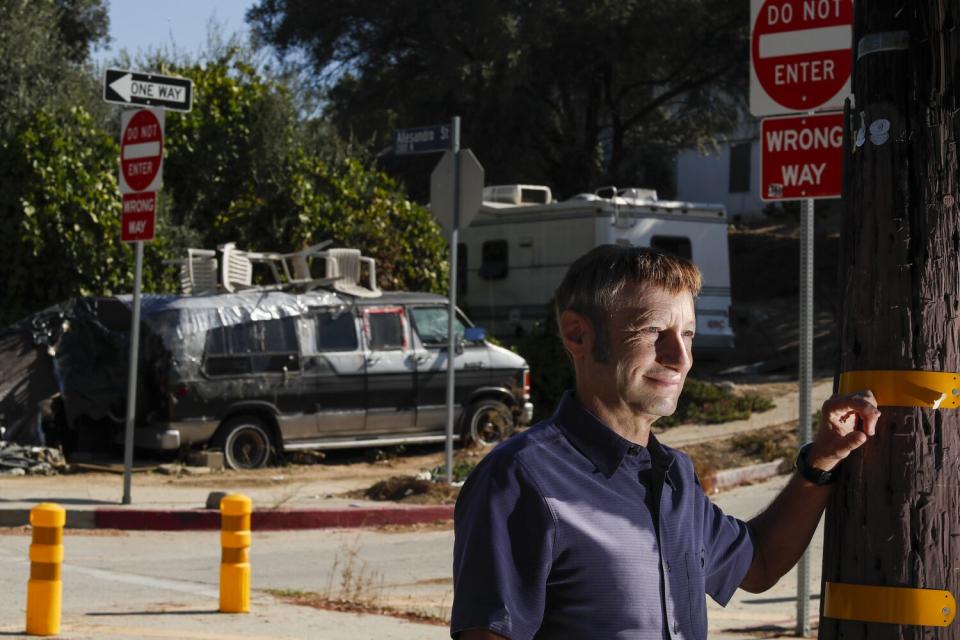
[{"left": 464, "top": 327, "right": 486, "bottom": 342}]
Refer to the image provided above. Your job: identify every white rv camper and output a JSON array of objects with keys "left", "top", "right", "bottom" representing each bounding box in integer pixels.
[{"left": 457, "top": 184, "right": 735, "bottom": 349}]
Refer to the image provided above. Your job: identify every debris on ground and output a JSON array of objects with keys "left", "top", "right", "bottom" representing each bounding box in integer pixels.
[
  {"left": 355, "top": 475, "right": 460, "bottom": 504},
  {"left": 0, "top": 443, "right": 67, "bottom": 475}
]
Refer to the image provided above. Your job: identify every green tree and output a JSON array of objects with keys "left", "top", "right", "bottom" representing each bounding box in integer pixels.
[
  {"left": 248, "top": 0, "right": 748, "bottom": 198},
  {"left": 159, "top": 51, "right": 449, "bottom": 293},
  {"left": 0, "top": 107, "right": 129, "bottom": 324},
  {"left": 0, "top": 0, "right": 108, "bottom": 138}
]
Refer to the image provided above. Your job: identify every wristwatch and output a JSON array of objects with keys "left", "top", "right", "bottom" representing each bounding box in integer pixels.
[{"left": 794, "top": 442, "right": 838, "bottom": 485}]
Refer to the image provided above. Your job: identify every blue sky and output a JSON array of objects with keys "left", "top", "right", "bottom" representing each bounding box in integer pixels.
[{"left": 94, "top": 1, "right": 259, "bottom": 64}]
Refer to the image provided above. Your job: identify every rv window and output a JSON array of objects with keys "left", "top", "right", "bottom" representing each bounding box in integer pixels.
[
  {"left": 479, "top": 240, "right": 508, "bottom": 279},
  {"left": 729, "top": 142, "right": 751, "bottom": 193},
  {"left": 411, "top": 307, "right": 466, "bottom": 347},
  {"left": 650, "top": 236, "right": 693, "bottom": 260},
  {"left": 365, "top": 308, "right": 406, "bottom": 350},
  {"left": 457, "top": 243, "right": 468, "bottom": 295},
  {"left": 316, "top": 308, "right": 359, "bottom": 351}
]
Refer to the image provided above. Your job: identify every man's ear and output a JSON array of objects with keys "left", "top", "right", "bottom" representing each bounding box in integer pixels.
[{"left": 558, "top": 310, "right": 593, "bottom": 360}]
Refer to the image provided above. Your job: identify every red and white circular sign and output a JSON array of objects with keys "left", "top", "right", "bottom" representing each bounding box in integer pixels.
[
  {"left": 120, "top": 108, "right": 164, "bottom": 193},
  {"left": 750, "top": 0, "right": 852, "bottom": 115}
]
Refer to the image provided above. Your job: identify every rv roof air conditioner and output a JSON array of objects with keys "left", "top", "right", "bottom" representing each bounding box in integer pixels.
[{"left": 482, "top": 184, "right": 553, "bottom": 206}]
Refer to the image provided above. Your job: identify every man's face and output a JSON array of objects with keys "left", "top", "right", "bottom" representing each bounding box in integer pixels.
[{"left": 584, "top": 283, "right": 696, "bottom": 419}]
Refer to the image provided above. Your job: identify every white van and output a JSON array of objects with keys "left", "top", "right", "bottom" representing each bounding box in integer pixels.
[{"left": 457, "top": 185, "right": 735, "bottom": 348}]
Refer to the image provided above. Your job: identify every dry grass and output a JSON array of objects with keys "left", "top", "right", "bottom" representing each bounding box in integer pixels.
[
  {"left": 265, "top": 537, "right": 450, "bottom": 625},
  {"left": 682, "top": 421, "right": 799, "bottom": 481}
]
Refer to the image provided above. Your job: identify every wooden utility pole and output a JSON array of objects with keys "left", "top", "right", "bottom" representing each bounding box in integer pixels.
[{"left": 821, "top": 2, "right": 960, "bottom": 639}]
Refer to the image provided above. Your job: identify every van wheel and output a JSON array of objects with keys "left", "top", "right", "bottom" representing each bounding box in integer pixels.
[
  {"left": 214, "top": 416, "right": 272, "bottom": 470},
  {"left": 463, "top": 399, "right": 514, "bottom": 448}
]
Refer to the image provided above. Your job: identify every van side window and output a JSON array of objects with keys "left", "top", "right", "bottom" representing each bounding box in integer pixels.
[
  {"left": 411, "top": 307, "right": 466, "bottom": 347},
  {"left": 479, "top": 240, "right": 508, "bottom": 279},
  {"left": 203, "top": 317, "right": 300, "bottom": 376},
  {"left": 364, "top": 307, "right": 406, "bottom": 350},
  {"left": 650, "top": 236, "right": 693, "bottom": 260},
  {"left": 316, "top": 308, "right": 358, "bottom": 351}
]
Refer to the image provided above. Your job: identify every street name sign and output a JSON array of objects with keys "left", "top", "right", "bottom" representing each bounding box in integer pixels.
[
  {"left": 750, "top": 0, "right": 853, "bottom": 116},
  {"left": 430, "top": 149, "right": 484, "bottom": 236},
  {"left": 104, "top": 69, "right": 193, "bottom": 112},
  {"left": 760, "top": 112, "right": 843, "bottom": 201},
  {"left": 395, "top": 125, "right": 451, "bottom": 155},
  {"left": 121, "top": 192, "right": 157, "bottom": 242},
  {"left": 120, "top": 108, "right": 164, "bottom": 194}
]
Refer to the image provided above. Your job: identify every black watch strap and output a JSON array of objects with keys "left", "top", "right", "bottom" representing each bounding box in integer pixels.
[{"left": 795, "top": 442, "right": 838, "bottom": 485}]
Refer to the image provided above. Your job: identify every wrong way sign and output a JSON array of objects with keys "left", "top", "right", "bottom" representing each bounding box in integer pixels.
[
  {"left": 761, "top": 112, "right": 843, "bottom": 201},
  {"left": 750, "top": 0, "right": 852, "bottom": 116},
  {"left": 119, "top": 108, "right": 164, "bottom": 194}
]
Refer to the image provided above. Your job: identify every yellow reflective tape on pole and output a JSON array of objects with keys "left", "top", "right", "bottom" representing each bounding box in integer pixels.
[
  {"left": 839, "top": 370, "right": 960, "bottom": 409},
  {"left": 824, "top": 582, "right": 956, "bottom": 626}
]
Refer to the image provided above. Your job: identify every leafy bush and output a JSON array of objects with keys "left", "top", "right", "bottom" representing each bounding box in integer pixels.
[{"left": 656, "top": 380, "right": 775, "bottom": 428}]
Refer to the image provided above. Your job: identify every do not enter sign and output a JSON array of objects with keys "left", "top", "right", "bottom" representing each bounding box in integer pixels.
[
  {"left": 750, "top": 0, "right": 852, "bottom": 116},
  {"left": 119, "top": 108, "right": 164, "bottom": 193}
]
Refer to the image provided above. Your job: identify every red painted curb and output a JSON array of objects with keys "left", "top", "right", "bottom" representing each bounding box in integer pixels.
[{"left": 93, "top": 505, "right": 454, "bottom": 531}]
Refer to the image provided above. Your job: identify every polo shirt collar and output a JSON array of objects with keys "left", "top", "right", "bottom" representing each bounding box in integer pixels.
[{"left": 553, "top": 391, "right": 677, "bottom": 484}]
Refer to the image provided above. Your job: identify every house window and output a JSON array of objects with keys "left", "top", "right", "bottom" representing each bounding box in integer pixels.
[
  {"left": 729, "top": 142, "right": 751, "bottom": 193},
  {"left": 650, "top": 236, "right": 693, "bottom": 260},
  {"left": 479, "top": 240, "right": 508, "bottom": 279}
]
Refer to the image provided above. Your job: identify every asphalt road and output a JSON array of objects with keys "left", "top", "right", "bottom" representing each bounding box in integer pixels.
[{"left": 0, "top": 473, "right": 821, "bottom": 639}]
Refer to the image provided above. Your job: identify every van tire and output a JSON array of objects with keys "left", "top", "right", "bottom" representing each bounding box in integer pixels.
[
  {"left": 213, "top": 416, "right": 272, "bottom": 470},
  {"left": 462, "top": 399, "right": 514, "bottom": 448}
]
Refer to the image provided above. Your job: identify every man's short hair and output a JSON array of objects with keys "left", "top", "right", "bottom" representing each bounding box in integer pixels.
[{"left": 554, "top": 245, "right": 702, "bottom": 362}]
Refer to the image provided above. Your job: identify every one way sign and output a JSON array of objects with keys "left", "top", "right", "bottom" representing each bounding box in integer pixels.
[{"left": 103, "top": 69, "right": 193, "bottom": 112}]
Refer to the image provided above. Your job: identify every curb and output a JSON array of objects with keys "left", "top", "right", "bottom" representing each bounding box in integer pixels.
[
  {"left": 703, "top": 458, "right": 791, "bottom": 494},
  {"left": 0, "top": 505, "right": 454, "bottom": 531}
]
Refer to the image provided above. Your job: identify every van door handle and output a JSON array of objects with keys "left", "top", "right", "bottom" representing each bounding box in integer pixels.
[
  {"left": 365, "top": 355, "right": 381, "bottom": 366},
  {"left": 410, "top": 354, "right": 429, "bottom": 365}
]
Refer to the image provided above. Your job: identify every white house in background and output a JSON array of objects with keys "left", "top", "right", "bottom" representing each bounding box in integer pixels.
[{"left": 675, "top": 120, "right": 768, "bottom": 221}]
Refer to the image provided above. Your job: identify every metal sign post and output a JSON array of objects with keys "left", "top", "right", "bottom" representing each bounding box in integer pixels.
[
  {"left": 121, "top": 241, "right": 144, "bottom": 505},
  {"left": 796, "top": 196, "right": 815, "bottom": 635},
  {"left": 444, "top": 116, "right": 461, "bottom": 483}
]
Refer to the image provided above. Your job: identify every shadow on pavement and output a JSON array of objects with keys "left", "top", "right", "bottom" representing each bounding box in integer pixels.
[
  {"left": 0, "top": 497, "right": 118, "bottom": 505},
  {"left": 85, "top": 609, "right": 219, "bottom": 616}
]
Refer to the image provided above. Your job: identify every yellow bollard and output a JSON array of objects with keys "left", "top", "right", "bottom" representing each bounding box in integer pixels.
[
  {"left": 26, "top": 503, "right": 65, "bottom": 636},
  {"left": 219, "top": 494, "right": 252, "bottom": 613}
]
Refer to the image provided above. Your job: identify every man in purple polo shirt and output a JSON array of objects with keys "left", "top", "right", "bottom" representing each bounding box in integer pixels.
[{"left": 451, "top": 245, "right": 880, "bottom": 639}]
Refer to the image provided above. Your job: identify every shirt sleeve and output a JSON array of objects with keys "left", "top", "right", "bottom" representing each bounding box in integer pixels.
[
  {"left": 699, "top": 491, "right": 755, "bottom": 606},
  {"left": 450, "top": 451, "right": 556, "bottom": 640}
]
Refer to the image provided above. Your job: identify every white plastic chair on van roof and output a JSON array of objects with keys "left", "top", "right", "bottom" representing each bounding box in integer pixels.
[
  {"left": 164, "top": 248, "right": 218, "bottom": 295},
  {"left": 322, "top": 248, "right": 381, "bottom": 298}
]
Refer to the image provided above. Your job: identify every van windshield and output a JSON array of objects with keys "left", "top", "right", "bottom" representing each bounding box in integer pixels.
[{"left": 411, "top": 307, "right": 466, "bottom": 347}]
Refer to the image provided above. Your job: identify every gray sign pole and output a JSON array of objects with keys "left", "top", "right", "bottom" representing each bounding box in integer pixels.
[
  {"left": 444, "top": 116, "right": 461, "bottom": 483},
  {"left": 796, "top": 196, "right": 814, "bottom": 635},
  {"left": 121, "top": 240, "right": 145, "bottom": 504}
]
